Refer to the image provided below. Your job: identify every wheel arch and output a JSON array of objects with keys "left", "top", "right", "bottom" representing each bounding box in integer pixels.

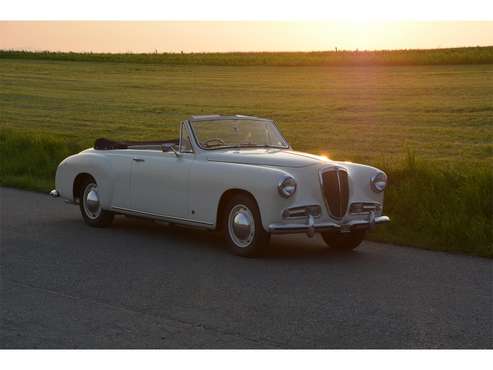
[
  {"left": 215, "top": 188, "right": 259, "bottom": 231},
  {"left": 73, "top": 172, "right": 96, "bottom": 202}
]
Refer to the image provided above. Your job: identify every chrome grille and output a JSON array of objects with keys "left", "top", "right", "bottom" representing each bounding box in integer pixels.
[{"left": 320, "top": 167, "right": 349, "bottom": 218}]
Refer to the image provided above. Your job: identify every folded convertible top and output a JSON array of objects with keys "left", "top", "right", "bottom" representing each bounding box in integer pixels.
[{"left": 94, "top": 138, "right": 179, "bottom": 150}]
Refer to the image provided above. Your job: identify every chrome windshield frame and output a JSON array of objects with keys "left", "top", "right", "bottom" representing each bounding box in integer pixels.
[
  {"left": 178, "top": 121, "right": 195, "bottom": 154},
  {"left": 187, "top": 115, "right": 291, "bottom": 151}
]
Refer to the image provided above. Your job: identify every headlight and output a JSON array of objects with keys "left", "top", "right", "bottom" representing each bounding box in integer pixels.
[
  {"left": 278, "top": 175, "right": 297, "bottom": 198},
  {"left": 370, "top": 172, "right": 387, "bottom": 193}
]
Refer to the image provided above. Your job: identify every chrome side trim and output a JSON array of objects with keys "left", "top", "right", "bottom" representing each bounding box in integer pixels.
[{"left": 111, "top": 206, "right": 214, "bottom": 228}]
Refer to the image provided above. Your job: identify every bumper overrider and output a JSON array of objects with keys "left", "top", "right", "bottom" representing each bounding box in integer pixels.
[{"left": 268, "top": 211, "right": 390, "bottom": 237}]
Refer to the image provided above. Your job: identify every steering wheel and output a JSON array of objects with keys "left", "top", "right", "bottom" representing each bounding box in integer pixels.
[{"left": 203, "top": 138, "right": 225, "bottom": 147}]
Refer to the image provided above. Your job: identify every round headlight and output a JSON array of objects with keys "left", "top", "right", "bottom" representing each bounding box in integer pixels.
[
  {"left": 278, "top": 176, "right": 297, "bottom": 198},
  {"left": 371, "top": 172, "right": 387, "bottom": 193}
]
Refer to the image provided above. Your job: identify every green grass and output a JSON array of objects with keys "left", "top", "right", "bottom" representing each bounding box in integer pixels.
[
  {"left": 0, "top": 129, "right": 82, "bottom": 191},
  {"left": 1, "top": 47, "right": 493, "bottom": 66},
  {"left": 0, "top": 55, "right": 492, "bottom": 257},
  {"left": 372, "top": 151, "right": 492, "bottom": 257}
]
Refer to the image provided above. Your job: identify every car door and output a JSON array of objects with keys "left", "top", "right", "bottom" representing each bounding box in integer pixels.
[
  {"left": 129, "top": 150, "right": 192, "bottom": 220},
  {"left": 106, "top": 151, "right": 135, "bottom": 210},
  {"left": 129, "top": 124, "right": 194, "bottom": 220}
]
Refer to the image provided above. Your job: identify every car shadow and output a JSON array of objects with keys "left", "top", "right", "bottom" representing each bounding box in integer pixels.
[
  {"left": 265, "top": 236, "right": 368, "bottom": 262},
  {"left": 107, "top": 215, "right": 367, "bottom": 262}
]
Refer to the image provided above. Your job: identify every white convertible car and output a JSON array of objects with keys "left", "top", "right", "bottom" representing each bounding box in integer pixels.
[{"left": 51, "top": 115, "right": 390, "bottom": 256}]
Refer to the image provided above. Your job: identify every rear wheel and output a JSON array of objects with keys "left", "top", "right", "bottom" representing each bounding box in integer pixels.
[
  {"left": 79, "top": 178, "right": 114, "bottom": 227},
  {"left": 321, "top": 230, "right": 366, "bottom": 252},
  {"left": 224, "top": 194, "right": 269, "bottom": 257}
]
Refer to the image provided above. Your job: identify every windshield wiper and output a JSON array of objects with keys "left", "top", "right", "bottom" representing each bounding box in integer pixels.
[
  {"left": 236, "top": 143, "right": 285, "bottom": 149},
  {"left": 204, "top": 145, "right": 238, "bottom": 150},
  {"left": 203, "top": 143, "right": 287, "bottom": 150},
  {"left": 238, "top": 143, "right": 264, "bottom": 148}
]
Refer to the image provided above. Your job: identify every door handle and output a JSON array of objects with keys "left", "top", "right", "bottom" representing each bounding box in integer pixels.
[{"left": 132, "top": 157, "right": 145, "bottom": 162}]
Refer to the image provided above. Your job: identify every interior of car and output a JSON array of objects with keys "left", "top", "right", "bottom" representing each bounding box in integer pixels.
[{"left": 94, "top": 138, "right": 179, "bottom": 151}]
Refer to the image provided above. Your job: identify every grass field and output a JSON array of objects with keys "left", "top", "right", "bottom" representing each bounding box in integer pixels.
[
  {"left": 2, "top": 47, "right": 493, "bottom": 66},
  {"left": 0, "top": 55, "right": 492, "bottom": 256}
]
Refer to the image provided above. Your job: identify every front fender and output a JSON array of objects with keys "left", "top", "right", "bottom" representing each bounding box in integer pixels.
[{"left": 189, "top": 160, "right": 296, "bottom": 230}]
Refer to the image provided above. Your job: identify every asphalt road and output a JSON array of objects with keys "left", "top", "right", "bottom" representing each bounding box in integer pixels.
[{"left": 1, "top": 187, "right": 492, "bottom": 349}]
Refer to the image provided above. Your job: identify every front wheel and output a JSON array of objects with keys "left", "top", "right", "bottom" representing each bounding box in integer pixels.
[
  {"left": 79, "top": 178, "right": 114, "bottom": 227},
  {"left": 224, "top": 194, "right": 270, "bottom": 257},
  {"left": 321, "top": 230, "right": 366, "bottom": 252}
]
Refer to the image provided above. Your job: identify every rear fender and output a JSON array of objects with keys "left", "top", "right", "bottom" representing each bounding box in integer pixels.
[{"left": 55, "top": 151, "right": 114, "bottom": 209}]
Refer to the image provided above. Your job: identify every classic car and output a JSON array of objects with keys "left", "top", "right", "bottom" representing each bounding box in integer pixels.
[{"left": 50, "top": 115, "right": 390, "bottom": 256}]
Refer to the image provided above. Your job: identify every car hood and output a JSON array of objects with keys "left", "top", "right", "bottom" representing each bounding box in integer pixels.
[{"left": 206, "top": 149, "right": 325, "bottom": 168}]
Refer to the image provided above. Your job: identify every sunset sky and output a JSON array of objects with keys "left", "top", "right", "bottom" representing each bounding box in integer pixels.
[{"left": 1, "top": 21, "right": 492, "bottom": 53}]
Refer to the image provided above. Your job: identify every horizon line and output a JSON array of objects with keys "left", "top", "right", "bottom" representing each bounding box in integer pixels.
[{"left": 2, "top": 45, "right": 492, "bottom": 54}]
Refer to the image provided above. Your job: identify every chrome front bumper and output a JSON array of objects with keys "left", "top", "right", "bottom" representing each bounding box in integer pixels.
[{"left": 268, "top": 212, "right": 390, "bottom": 237}]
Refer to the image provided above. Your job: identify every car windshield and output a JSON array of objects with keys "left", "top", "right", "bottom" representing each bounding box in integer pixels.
[{"left": 190, "top": 118, "right": 289, "bottom": 150}]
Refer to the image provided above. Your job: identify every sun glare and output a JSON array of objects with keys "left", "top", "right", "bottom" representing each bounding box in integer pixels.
[{"left": 0, "top": 21, "right": 492, "bottom": 53}]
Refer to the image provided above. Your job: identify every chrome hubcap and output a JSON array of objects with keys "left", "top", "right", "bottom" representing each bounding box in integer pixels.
[
  {"left": 83, "top": 183, "right": 101, "bottom": 220},
  {"left": 228, "top": 204, "right": 255, "bottom": 248}
]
